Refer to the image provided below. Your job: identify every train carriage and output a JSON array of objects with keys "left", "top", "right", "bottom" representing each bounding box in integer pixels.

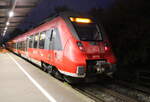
[{"left": 6, "top": 12, "right": 117, "bottom": 83}]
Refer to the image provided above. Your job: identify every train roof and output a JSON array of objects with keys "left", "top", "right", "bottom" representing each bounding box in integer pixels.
[
  {"left": 9, "top": 12, "right": 93, "bottom": 42},
  {"left": 34, "top": 11, "right": 91, "bottom": 28}
]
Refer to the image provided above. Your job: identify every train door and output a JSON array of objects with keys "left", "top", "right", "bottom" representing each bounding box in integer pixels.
[
  {"left": 42, "top": 28, "right": 56, "bottom": 64},
  {"left": 49, "top": 28, "right": 63, "bottom": 66},
  {"left": 44, "top": 29, "right": 53, "bottom": 63},
  {"left": 26, "top": 37, "right": 30, "bottom": 57},
  {"left": 49, "top": 29, "right": 54, "bottom": 50},
  {"left": 45, "top": 29, "right": 52, "bottom": 50}
]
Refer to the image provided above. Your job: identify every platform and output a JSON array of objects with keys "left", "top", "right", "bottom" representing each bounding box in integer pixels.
[{"left": 0, "top": 51, "right": 94, "bottom": 102}]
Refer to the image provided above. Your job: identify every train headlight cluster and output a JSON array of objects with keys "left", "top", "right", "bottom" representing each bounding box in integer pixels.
[
  {"left": 96, "top": 67, "right": 105, "bottom": 73},
  {"left": 77, "top": 41, "right": 85, "bottom": 51}
]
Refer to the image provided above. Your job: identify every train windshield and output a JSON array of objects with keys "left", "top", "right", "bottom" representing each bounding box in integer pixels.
[
  {"left": 69, "top": 17, "right": 102, "bottom": 41},
  {"left": 73, "top": 23, "right": 103, "bottom": 41}
]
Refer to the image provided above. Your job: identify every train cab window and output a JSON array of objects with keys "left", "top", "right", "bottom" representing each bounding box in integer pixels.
[
  {"left": 71, "top": 22, "right": 103, "bottom": 41},
  {"left": 33, "top": 34, "right": 39, "bottom": 48},
  {"left": 29, "top": 35, "right": 34, "bottom": 48},
  {"left": 39, "top": 31, "right": 46, "bottom": 49}
]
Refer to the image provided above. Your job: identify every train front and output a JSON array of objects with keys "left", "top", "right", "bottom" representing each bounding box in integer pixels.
[{"left": 62, "top": 14, "right": 117, "bottom": 82}]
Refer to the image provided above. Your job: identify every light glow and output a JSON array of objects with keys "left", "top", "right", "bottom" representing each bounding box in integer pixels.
[
  {"left": 75, "top": 18, "right": 92, "bottom": 23},
  {"left": 5, "top": 27, "right": 7, "bottom": 30},
  {"left": 40, "top": 33, "right": 46, "bottom": 40},
  {"left": 5, "top": 28, "right": 7, "bottom": 30},
  {"left": 104, "top": 46, "right": 108, "bottom": 51},
  {"left": 6, "top": 22, "right": 10, "bottom": 25},
  {"left": 70, "top": 17, "right": 92, "bottom": 23},
  {"left": 35, "top": 35, "right": 39, "bottom": 41},
  {"left": 70, "top": 17, "right": 75, "bottom": 22},
  {"left": 3, "top": 30, "right": 6, "bottom": 35},
  {"left": 9, "top": 11, "right": 14, "bottom": 17}
]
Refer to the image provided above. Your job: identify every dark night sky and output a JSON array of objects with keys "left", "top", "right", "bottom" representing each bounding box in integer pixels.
[{"left": 19, "top": 0, "right": 114, "bottom": 30}]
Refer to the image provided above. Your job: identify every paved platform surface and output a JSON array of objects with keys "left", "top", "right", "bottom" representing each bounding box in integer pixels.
[{"left": 0, "top": 51, "right": 94, "bottom": 102}]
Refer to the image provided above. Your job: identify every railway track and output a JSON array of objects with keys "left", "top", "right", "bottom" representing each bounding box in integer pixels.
[
  {"left": 75, "top": 88, "right": 105, "bottom": 102},
  {"left": 110, "top": 80, "right": 150, "bottom": 102},
  {"left": 115, "top": 80, "right": 150, "bottom": 94},
  {"left": 73, "top": 84, "right": 139, "bottom": 102}
]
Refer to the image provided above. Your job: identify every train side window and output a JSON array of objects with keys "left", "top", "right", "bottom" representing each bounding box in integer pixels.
[
  {"left": 22, "top": 41, "right": 25, "bottom": 51},
  {"left": 13, "top": 43, "right": 16, "bottom": 49},
  {"left": 26, "top": 37, "right": 30, "bottom": 50},
  {"left": 16, "top": 43, "right": 18, "bottom": 49},
  {"left": 16, "top": 42, "right": 18, "bottom": 49},
  {"left": 20, "top": 42, "right": 22, "bottom": 50},
  {"left": 19, "top": 42, "right": 22, "bottom": 50},
  {"left": 33, "top": 33, "right": 39, "bottom": 48},
  {"left": 39, "top": 31, "right": 46, "bottom": 49},
  {"left": 18, "top": 42, "right": 20, "bottom": 50},
  {"left": 21, "top": 41, "right": 23, "bottom": 50},
  {"left": 29, "top": 35, "right": 33, "bottom": 48}
]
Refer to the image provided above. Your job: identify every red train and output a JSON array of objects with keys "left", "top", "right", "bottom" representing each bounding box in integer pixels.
[{"left": 6, "top": 12, "right": 117, "bottom": 83}]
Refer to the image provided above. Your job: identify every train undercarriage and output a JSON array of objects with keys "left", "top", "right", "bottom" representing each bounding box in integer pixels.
[{"left": 41, "top": 60, "right": 116, "bottom": 83}]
